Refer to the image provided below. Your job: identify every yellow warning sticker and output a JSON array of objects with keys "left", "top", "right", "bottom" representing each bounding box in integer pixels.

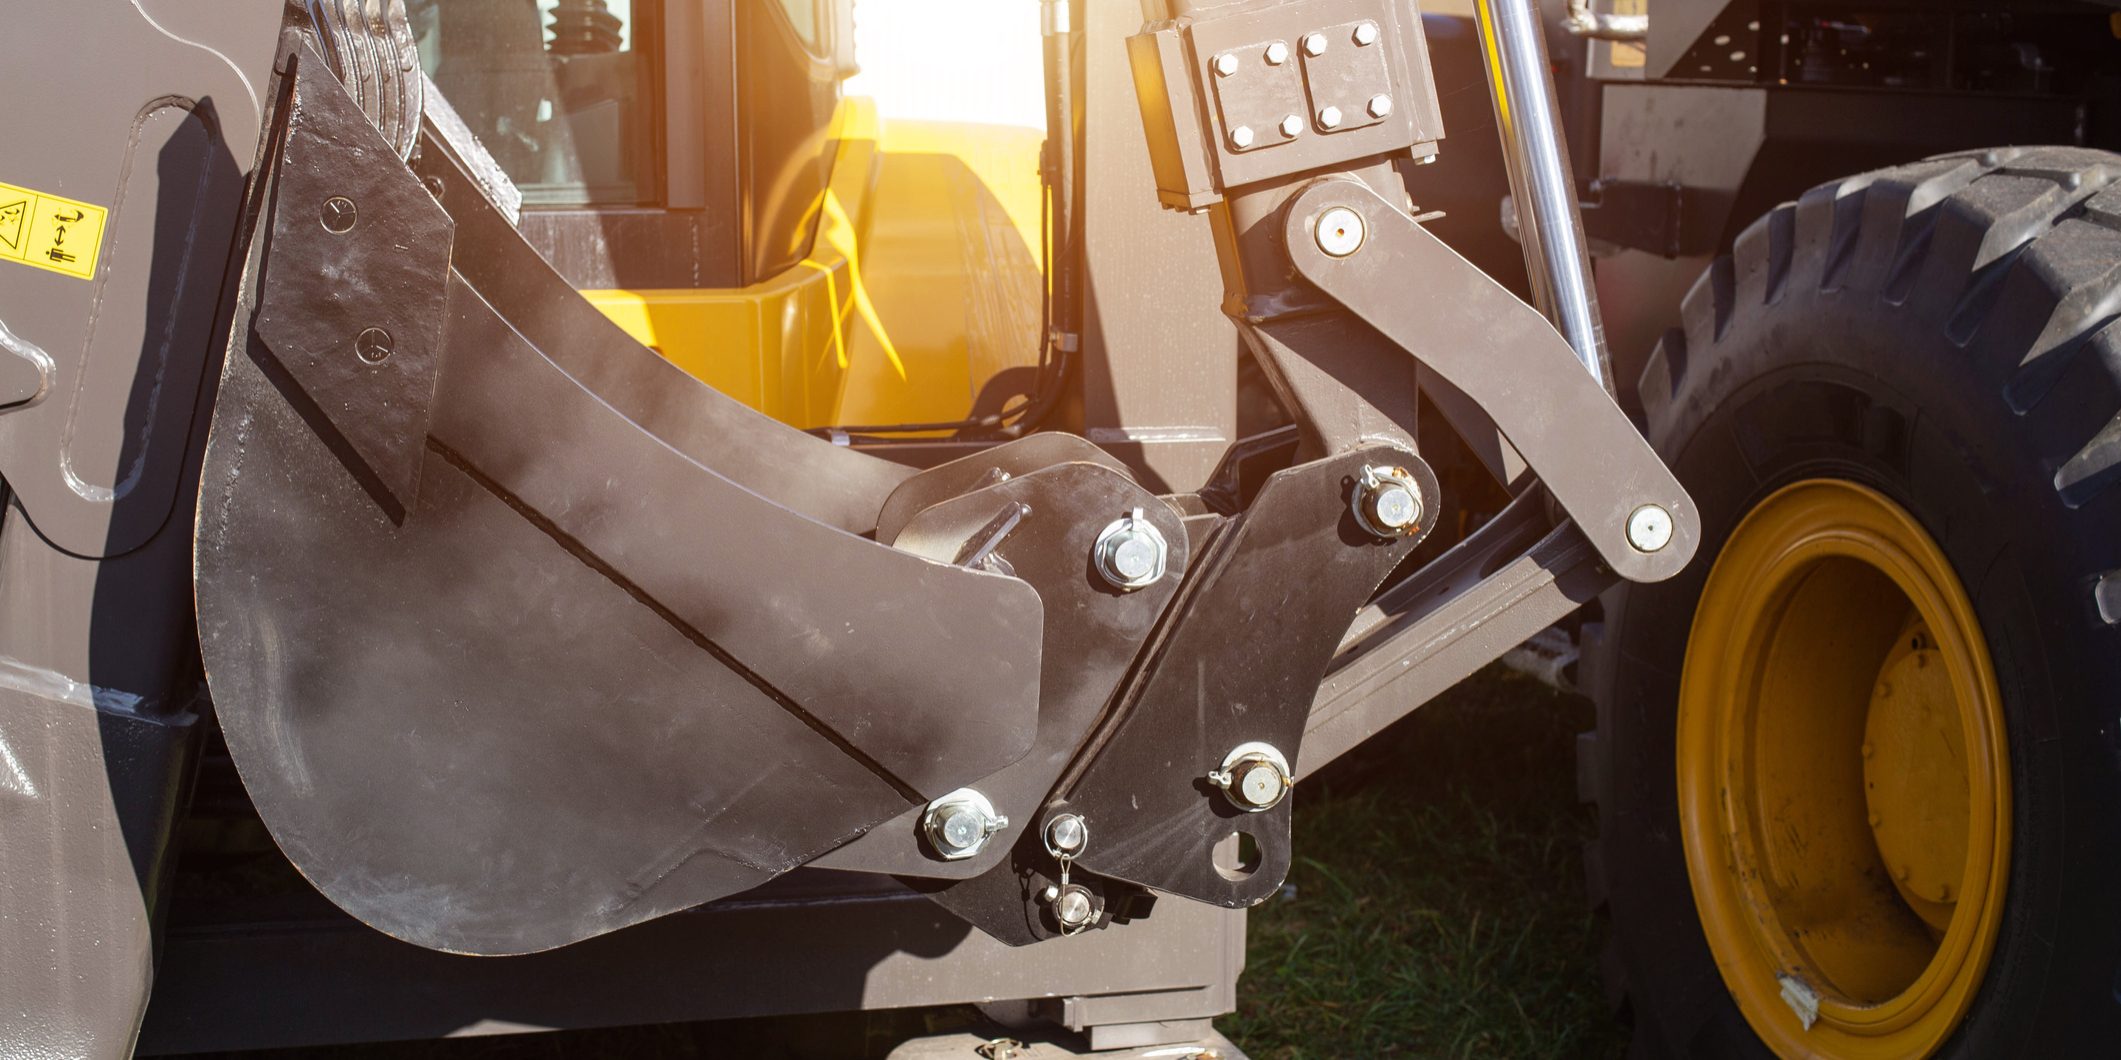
[{"left": 0, "top": 180, "right": 108, "bottom": 281}]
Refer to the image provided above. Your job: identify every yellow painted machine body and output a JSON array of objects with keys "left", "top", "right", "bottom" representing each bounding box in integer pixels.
[{"left": 582, "top": 100, "right": 1047, "bottom": 432}]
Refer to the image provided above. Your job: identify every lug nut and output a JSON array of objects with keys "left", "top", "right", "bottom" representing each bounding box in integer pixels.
[
  {"left": 1279, "top": 114, "right": 1303, "bottom": 138},
  {"left": 1207, "top": 742, "right": 1294, "bottom": 812},
  {"left": 1093, "top": 508, "right": 1168, "bottom": 591},
  {"left": 1352, "top": 464, "right": 1423, "bottom": 537},
  {"left": 1367, "top": 94, "right": 1394, "bottom": 118},
  {"left": 1265, "top": 40, "right": 1290, "bottom": 65},
  {"left": 1317, "top": 105, "right": 1343, "bottom": 129},
  {"left": 1229, "top": 125, "right": 1255, "bottom": 150},
  {"left": 1627, "top": 503, "right": 1674, "bottom": 552},
  {"left": 1044, "top": 813, "right": 1089, "bottom": 858},
  {"left": 1354, "top": 21, "right": 1380, "bottom": 46},
  {"left": 1314, "top": 206, "right": 1365, "bottom": 258},
  {"left": 1214, "top": 52, "right": 1239, "bottom": 76},
  {"left": 1302, "top": 31, "right": 1327, "bottom": 56},
  {"left": 922, "top": 788, "right": 1008, "bottom": 861}
]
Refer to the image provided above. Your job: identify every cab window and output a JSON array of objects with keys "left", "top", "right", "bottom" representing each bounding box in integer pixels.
[{"left": 410, "top": 0, "right": 658, "bottom": 205}]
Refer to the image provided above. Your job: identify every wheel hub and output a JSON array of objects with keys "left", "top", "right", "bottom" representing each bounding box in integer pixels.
[
  {"left": 1863, "top": 621, "right": 1969, "bottom": 932},
  {"left": 1676, "top": 479, "right": 2010, "bottom": 1059}
]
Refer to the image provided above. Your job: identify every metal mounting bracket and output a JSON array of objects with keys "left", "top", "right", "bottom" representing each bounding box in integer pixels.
[{"left": 1282, "top": 178, "right": 1699, "bottom": 582}]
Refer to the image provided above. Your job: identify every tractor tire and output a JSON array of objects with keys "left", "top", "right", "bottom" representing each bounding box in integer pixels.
[{"left": 1582, "top": 147, "right": 2121, "bottom": 1058}]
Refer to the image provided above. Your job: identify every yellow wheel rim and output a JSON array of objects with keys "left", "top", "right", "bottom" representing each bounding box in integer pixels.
[{"left": 1677, "top": 479, "right": 2010, "bottom": 1059}]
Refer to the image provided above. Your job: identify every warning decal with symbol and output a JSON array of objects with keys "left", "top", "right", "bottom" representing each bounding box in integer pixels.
[{"left": 0, "top": 179, "right": 108, "bottom": 281}]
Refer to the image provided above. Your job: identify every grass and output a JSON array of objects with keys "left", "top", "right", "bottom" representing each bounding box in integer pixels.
[{"left": 1224, "top": 666, "right": 1627, "bottom": 1060}]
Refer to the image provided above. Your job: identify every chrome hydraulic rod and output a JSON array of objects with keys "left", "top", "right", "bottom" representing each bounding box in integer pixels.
[{"left": 1475, "top": 0, "right": 1612, "bottom": 390}]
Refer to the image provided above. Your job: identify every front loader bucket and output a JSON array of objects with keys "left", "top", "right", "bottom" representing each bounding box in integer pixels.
[{"left": 195, "top": 41, "right": 1045, "bottom": 955}]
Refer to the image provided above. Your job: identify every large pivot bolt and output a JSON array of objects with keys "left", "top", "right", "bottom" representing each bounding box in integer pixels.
[
  {"left": 1627, "top": 503, "right": 1674, "bottom": 553},
  {"left": 1207, "top": 742, "right": 1294, "bottom": 813},
  {"left": 1314, "top": 205, "right": 1365, "bottom": 256},
  {"left": 1092, "top": 508, "right": 1168, "bottom": 591},
  {"left": 1352, "top": 464, "right": 1424, "bottom": 539},
  {"left": 1041, "top": 883, "right": 1099, "bottom": 932},
  {"left": 922, "top": 788, "right": 1008, "bottom": 860},
  {"left": 1043, "top": 813, "right": 1089, "bottom": 859}
]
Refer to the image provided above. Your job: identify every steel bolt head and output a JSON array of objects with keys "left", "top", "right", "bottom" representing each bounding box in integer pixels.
[
  {"left": 1371, "top": 483, "right": 1420, "bottom": 530},
  {"left": 1093, "top": 509, "right": 1169, "bottom": 590},
  {"left": 1317, "top": 105, "right": 1343, "bottom": 130},
  {"left": 1627, "top": 503, "right": 1674, "bottom": 553},
  {"left": 1054, "top": 886, "right": 1095, "bottom": 929},
  {"left": 1229, "top": 124, "right": 1255, "bottom": 150},
  {"left": 1279, "top": 114, "right": 1303, "bottom": 138},
  {"left": 1302, "top": 31, "right": 1327, "bottom": 56},
  {"left": 1110, "top": 537, "right": 1157, "bottom": 579},
  {"left": 1211, "top": 742, "right": 1293, "bottom": 813},
  {"left": 1314, "top": 206, "right": 1365, "bottom": 257},
  {"left": 1353, "top": 465, "right": 1423, "bottom": 538},
  {"left": 938, "top": 806, "right": 983, "bottom": 848},
  {"left": 1367, "top": 93, "right": 1394, "bottom": 118},
  {"left": 1213, "top": 52, "right": 1239, "bottom": 76},
  {"left": 321, "top": 196, "right": 358, "bottom": 233},
  {"left": 1044, "top": 813, "right": 1088, "bottom": 857},
  {"left": 1235, "top": 762, "right": 1284, "bottom": 807},
  {"left": 1353, "top": 21, "right": 1380, "bottom": 46},
  {"left": 922, "top": 788, "right": 1007, "bottom": 860},
  {"left": 355, "top": 327, "right": 395, "bottom": 365},
  {"left": 1264, "top": 40, "right": 1290, "bottom": 65}
]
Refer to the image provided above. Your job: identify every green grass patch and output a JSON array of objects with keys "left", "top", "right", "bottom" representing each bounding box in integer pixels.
[{"left": 1225, "top": 666, "right": 1627, "bottom": 1059}]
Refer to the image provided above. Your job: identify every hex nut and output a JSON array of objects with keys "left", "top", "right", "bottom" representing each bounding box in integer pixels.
[
  {"left": 1264, "top": 40, "right": 1290, "bottom": 65},
  {"left": 1353, "top": 21, "right": 1380, "bottom": 46},
  {"left": 1368, "top": 93, "right": 1395, "bottom": 118},
  {"left": 1317, "top": 105, "right": 1343, "bottom": 130},
  {"left": 1302, "top": 31, "right": 1327, "bottom": 56},
  {"left": 921, "top": 788, "right": 1008, "bottom": 861},
  {"left": 1213, "top": 52, "right": 1239, "bottom": 76},
  {"left": 1279, "top": 114, "right": 1303, "bottom": 138},
  {"left": 1313, "top": 206, "right": 1366, "bottom": 258},
  {"left": 1229, "top": 125, "right": 1256, "bottom": 150},
  {"left": 1093, "top": 509, "right": 1169, "bottom": 590}
]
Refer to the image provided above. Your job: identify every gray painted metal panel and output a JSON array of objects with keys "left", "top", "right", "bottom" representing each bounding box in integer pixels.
[
  {"left": 1080, "top": 0, "right": 1239, "bottom": 494},
  {"left": 0, "top": 3, "right": 282, "bottom": 1056},
  {"left": 0, "top": 671, "right": 198, "bottom": 1060},
  {"left": 0, "top": 0, "right": 278, "bottom": 559},
  {"left": 139, "top": 875, "right": 1245, "bottom": 1053}
]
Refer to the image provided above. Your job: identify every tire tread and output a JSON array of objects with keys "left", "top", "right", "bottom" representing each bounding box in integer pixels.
[{"left": 1582, "top": 145, "right": 2121, "bottom": 1056}]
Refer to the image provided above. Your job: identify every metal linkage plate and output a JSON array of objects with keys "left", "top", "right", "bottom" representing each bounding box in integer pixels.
[
  {"left": 814, "top": 460, "right": 1188, "bottom": 879},
  {"left": 1182, "top": 0, "right": 1441, "bottom": 191},
  {"left": 1283, "top": 178, "right": 1698, "bottom": 582},
  {"left": 873, "top": 433, "right": 1136, "bottom": 543},
  {"left": 253, "top": 52, "right": 453, "bottom": 518},
  {"left": 198, "top": 50, "right": 1047, "bottom": 955},
  {"left": 1060, "top": 447, "right": 1437, "bottom": 906},
  {"left": 1205, "top": 38, "right": 1307, "bottom": 153},
  {"left": 1298, "top": 20, "right": 1396, "bottom": 135}
]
